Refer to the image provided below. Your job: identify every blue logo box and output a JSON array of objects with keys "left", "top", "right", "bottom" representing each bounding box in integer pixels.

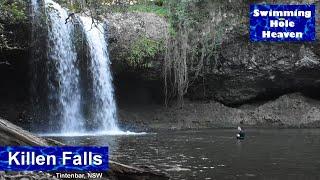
[
  {"left": 250, "top": 4, "right": 315, "bottom": 41},
  {"left": 0, "top": 146, "right": 108, "bottom": 171}
]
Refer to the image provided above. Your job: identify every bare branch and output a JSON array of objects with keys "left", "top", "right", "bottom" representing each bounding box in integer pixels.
[{"left": 65, "top": 12, "right": 75, "bottom": 24}]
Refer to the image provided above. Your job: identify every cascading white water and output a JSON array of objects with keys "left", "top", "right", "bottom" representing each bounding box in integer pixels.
[
  {"left": 79, "top": 16, "right": 119, "bottom": 132},
  {"left": 44, "top": 0, "right": 85, "bottom": 133},
  {"left": 31, "top": 0, "right": 39, "bottom": 13},
  {"left": 30, "top": 0, "right": 123, "bottom": 135}
]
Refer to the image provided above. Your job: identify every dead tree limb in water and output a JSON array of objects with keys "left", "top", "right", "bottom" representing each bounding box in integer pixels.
[{"left": 65, "top": 12, "right": 75, "bottom": 24}]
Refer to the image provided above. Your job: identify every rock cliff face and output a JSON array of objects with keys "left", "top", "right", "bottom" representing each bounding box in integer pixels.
[
  {"left": 105, "top": 12, "right": 167, "bottom": 106},
  {"left": 106, "top": 12, "right": 167, "bottom": 74},
  {"left": 0, "top": 20, "right": 30, "bottom": 103},
  {"left": 192, "top": 0, "right": 320, "bottom": 105},
  {"left": 190, "top": 42, "right": 320, "bottom": 105},
  {"left": 106, "top": 12, "right": 167, "bottom": 56},
  {"left": 105, "top": 2, "right": 320, "bottom": 106}
]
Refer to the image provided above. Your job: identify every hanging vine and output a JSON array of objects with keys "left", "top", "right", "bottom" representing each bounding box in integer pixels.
[
  {"left": 163, "top": 0, "right": 190, "bottom": 107},
  {"left": 163, "top": 0, "right": 247, "bottom": 107}
]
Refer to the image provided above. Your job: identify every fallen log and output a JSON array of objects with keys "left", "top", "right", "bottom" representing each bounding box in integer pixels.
[
  {"left": 0, "top": 118, "right": 169, "bottom": 180},
  {"left": 0, "top": 118, "right": 48, "bottom": 145},
  {"left": 107, "top": 161, "right": 169, "bottom": 180}
]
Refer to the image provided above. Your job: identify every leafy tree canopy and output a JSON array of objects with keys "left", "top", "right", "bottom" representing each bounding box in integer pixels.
[{"left": 0, "top": 0, "right": 27, "bottom": 50}]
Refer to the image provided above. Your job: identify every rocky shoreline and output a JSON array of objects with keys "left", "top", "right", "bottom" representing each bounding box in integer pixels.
[
  {"left": 118, "top": 93, "right": 320, "bottom": 131},
  {"left": 2, "top": 93, "right": 320, "bottom": 132}
]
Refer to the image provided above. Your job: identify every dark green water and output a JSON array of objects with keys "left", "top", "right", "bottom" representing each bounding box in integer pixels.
[{"left": 53, "top": 129, "right": 320, "bottom": 180}]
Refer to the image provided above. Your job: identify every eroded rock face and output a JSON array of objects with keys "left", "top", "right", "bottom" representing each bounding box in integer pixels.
[
  {"left": 106, "top": 12, "right": 167, "bottom": 44},
  {"left": 187, "top": 0, "right": 320, "bottom": 105},
  {"left": 106, "top": 12, "right": 167, "bottom": 73},
  {"left": 105, "top": 12, "right": 168, "bottom": 106},
  {"left": 191, "top": 42, "right": 320, "bottom": 105}
]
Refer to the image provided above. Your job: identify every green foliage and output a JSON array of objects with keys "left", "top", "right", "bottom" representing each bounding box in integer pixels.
[
  {"left": 0, "top": 0, "right": 27, "bottom": 50},
  {"left": 0, "top": 0, "right": 27, "bottom": 22},
  {"left": 128, "top": 36, "right": 164, "bottom": 68},
  {"left": 127, "top": 3, "right": 168, "bottom": 17},
  {"left": 104, "top": 0, "right": 168, "bottom": 17},
  {"left": 56, "top": 0, "right": 169, "bottom": 20}
]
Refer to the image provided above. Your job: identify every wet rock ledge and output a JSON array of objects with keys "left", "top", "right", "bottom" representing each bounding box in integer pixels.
[{"left": 0, "top": 118, "right": 169, "bottom": 180}]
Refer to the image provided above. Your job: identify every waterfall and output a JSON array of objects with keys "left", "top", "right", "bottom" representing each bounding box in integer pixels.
[
  {"left": 44, "top": 0, "right": 84, "bottom": 132},
  {"left": 31, "top": 0, "right": 39, "bottom": 13},
  {"left": 79, "top": 17, "right": 119, "bottom": 131},
  {"left": 30, "top": 0, "right": 122, "bottom": 135}
]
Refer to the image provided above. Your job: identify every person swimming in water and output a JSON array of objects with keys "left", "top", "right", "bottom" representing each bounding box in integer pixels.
[{"left": 236, "top": 126, "right": 245, "bottom": 140}]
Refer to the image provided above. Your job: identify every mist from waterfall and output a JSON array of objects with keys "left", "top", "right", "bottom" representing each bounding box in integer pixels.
[{"left": 29, "top": 0, "right": 144, "bottom": 136}]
